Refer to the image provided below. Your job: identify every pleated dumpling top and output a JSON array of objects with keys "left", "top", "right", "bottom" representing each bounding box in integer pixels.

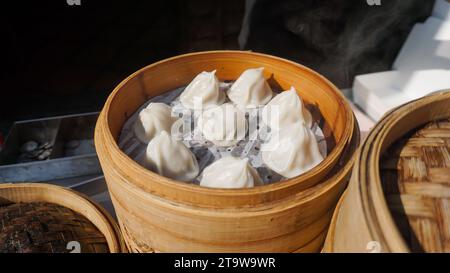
[
  {"left": 180, "top": 70, "right": 225, "bottom": 110},
  {"left": 227, "top": 67, "right": 273, "bottom": 108},
  {"left": 200, "top": 157, "right": 262, "bottom": 188},
  {"left": 261, "top": 87, "right": 312, "bottom": 130},
  {"left": 144, "top": 131, "right": 199, "bottom": 181},
  {"left": 133, "top": 103, "right": 177, "bottom": 143},
  {"left": 261, "top": 122, "right": 323, "bottom": 178}
]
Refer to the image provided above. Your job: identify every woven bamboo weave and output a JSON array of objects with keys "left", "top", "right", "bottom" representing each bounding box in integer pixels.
[
  {"left": 0, "top": 202, "right": 109, "bottom": 253},
  {"left": 381, "top": 119, "right": 450, "bottom": 253}
]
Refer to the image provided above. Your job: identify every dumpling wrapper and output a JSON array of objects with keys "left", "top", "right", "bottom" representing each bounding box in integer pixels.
[
  {"left": 261, "top": 87, "right": 312, "bottom": 130},
  {"left": 133, "top": 103, "right": 178, "bottom": 143},
  {"left": 200, "top": 157, "right": 262, "bottom": 188},
  {"left": 197, "top": 103, "right": 247, "bottom": 147},
  {"left": 261, "top": 122, "right": 323, "bottom": 178},
  {"left": 144, "top": 131, "right": 199, "bottom": 181},
  {"left": 227, "top": 67, "right": 274, "bottom": 108},
  {"left": 180, "top": 70, "right": 225, "bottom": 110}
]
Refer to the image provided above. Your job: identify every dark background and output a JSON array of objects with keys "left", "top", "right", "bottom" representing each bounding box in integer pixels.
[{"left": 0, "top": 0, "right": 434, "bottom": 135}]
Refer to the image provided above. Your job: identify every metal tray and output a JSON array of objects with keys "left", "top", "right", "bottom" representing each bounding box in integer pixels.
[{"left": 0, "top": 112, "right": 101, "bottom": 182}]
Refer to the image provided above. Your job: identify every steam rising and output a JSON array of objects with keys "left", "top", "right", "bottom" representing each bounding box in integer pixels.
[{"left": 240, "top": 0, "right": 434, "bottom": 87}]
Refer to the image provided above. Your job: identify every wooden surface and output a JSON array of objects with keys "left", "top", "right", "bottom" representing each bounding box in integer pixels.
[
  {"left": 380, "top": 119, "right": 450, "bottom": 252},
  {"left": 0, "top": 183, "right": 126, "bottom": 253},
  {"left": 325, "top": 90, "right": 450, "bottom": 253},
  {"left": 95, "top": 51, "right": 358, "bottom": 252}
]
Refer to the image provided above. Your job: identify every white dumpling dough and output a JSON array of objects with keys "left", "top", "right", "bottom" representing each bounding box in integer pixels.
[
  {"left": 197, "top": 103, "right": 247, "bottom": 147},
  {"left": 180, "top": 70, "right": 225, "bottom": 110},
  {"left": 144, "top": 131, "right": 199, "bottom": 181},
  {"left": 227, "top": 67, "right": 274, "bottom": 108},
  {"left": 133, "top": 103, "right": 177, "bottom": 143},
  {"left": 261, "top": 87, "right": 312, "bottom": 130},
  {"left": 200, "top": 157, "right": 262, "bottom": 188},
  {"left": 261, "top": 122, "right": 323, "bottom": 178}
]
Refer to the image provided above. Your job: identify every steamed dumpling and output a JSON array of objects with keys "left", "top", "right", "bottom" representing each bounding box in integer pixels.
[
  {"left": 144, "top": 131, "right": 199, "bottom": 181},
  {"left": 133, "top": 103, "right": 177, "bottom": 143},
  {"left": 227, "top": 67, "right": 274, "bottom": 108},
  {"left": 261, "top": 122, "right": 323, "bottom": 178},
  {"left": 197, "top": 103, "right": 247, "bottom": 147},
  {"left": 180, "top": 70, "right": 225, "bottom": 110},
  {"left": 200, "top": 157, "right": 262, "bottom": 188},
  {"left": 261, "top": 87, "right": 312, "bottom": 130}
]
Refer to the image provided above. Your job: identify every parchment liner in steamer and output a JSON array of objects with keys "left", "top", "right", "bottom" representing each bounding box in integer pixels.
[{"left": 118, "top": 83, "right": 327, "bottom": 185}]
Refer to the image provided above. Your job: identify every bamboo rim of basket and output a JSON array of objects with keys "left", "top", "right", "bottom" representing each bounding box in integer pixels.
[
  {"left": 321, "top": 189, "right": 347, "bottom": 253},
  {"left": 356, "top": 90, "right": 450, "bottom": 253},
  {"left": 97, "top": 50, "right": 355, "bottom": 206},
  {"left": 0, "top": 183, "right": 127, "bottom": 253}
]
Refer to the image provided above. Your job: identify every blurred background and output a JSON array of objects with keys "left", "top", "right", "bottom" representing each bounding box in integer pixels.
[{"left": 0, "top": 0, "right": 434, "bottom": 134}]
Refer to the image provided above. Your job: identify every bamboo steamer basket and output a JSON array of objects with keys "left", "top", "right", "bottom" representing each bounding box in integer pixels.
[
  {"left": 95, "top": 51, "right": 357, "bottom": 252},
  {"left": 0, "top": 183, "right": 126, "bottom": 253},
  {"left": 324, "top": 90, "right": 450, "bottom": 253},
  {"left": 103, "top": 120, "right": 358, "bottom": 252}
]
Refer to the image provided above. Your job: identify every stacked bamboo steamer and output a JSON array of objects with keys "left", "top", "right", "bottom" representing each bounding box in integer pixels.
[
  {"left": 95, "top": 51, "right": 359, "bottom": 252},
  {"left": 323, "top": 90, "right": 450, "bottom": 253},
  {"left": 0, "top": 183, "right": 126, "bottom": 253}
]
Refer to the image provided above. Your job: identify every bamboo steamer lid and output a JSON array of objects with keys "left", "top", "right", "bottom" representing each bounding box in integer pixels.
[
  {"left": 380, "top": 117, "right": 450, "bottom": 252},
  {"left": 324, "top": 90, "right": 450, "bottom": 253}
]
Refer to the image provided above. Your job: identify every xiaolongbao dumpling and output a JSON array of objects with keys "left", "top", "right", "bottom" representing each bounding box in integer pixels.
[
  {"left": 197, "top": 103, "right": 247, "bottom": 147},
  {"left": 261, "top": 122, "right": 323, "bottom": 178},
  {"left": 261, "top": 87, "right": 312, "bottom": 130},
  {"left": 144, "top": 131, "right": 199, "bottom": 181},
  {"left": 133, "top": 103, "right": 177, "bottom": 143},
  {"left": 180, "top": 70, "right": 225, "bottom": 110},
  {"left": 200, "top": 157, "right": 262, "bottom": 188},
  {"left": 227, "top": 67, "right": 274, "bottom": 108}
]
